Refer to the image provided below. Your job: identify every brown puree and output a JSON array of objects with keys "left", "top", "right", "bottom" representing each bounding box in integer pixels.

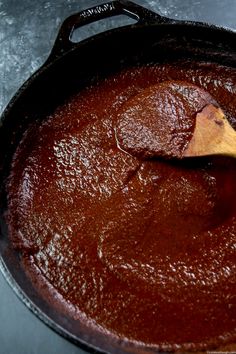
[{"left": 6, "top": 61, "right": 236, "bottom": 352}]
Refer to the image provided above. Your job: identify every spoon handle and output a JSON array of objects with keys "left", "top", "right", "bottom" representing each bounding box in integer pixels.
[{"left": 183, "top": 104, "right": 236, "bottom": 158}]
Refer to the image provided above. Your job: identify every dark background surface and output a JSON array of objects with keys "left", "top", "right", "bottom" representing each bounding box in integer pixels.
[{"left": 0, "top": 1, "right": 236, "bottom": 353}]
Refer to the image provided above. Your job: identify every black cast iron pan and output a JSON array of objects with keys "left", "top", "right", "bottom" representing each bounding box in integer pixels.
[{"left": 0, "top": 1, "right": 236, "bottom": 353}]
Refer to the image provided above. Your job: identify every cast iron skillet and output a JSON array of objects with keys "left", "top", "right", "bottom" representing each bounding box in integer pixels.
[{"left": 0, "top": 1, "right": 236, "bottom": 353}]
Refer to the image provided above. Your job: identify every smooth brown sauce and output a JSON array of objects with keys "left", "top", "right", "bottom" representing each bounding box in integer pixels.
[{"left": 6, "top": 62, "right": 236, "bottom": 351}]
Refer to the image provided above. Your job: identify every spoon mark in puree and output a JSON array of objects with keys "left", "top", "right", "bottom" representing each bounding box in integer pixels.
[{"left": 115, "top": 80, "right": 218, "bottom": 159}]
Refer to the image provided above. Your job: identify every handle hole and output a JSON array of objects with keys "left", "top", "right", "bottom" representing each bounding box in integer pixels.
[{"left": 71, "top": 15, "right": 138, "bottom": 43}]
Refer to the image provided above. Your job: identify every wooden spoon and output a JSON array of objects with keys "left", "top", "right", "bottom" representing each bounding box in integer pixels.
[
  {"left": 183, "top": 104, "right": 236, "bottom": 158},
  {"left": 116, "top": 81, "right": 236, "bottom": 160}
]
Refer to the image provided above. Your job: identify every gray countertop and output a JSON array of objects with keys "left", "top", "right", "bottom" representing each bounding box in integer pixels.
[{"left": 0, "top": 1, "right": 236, "bottom": 353}]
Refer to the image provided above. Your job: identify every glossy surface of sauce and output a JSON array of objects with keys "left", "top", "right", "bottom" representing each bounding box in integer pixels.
[{"left": 6, "top": 62, "right": 236, "bottom": 351}]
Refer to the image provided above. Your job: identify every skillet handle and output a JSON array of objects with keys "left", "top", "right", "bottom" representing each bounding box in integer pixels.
[{"left": 48, "top": 0, "right": 171, "bottom": 62}]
